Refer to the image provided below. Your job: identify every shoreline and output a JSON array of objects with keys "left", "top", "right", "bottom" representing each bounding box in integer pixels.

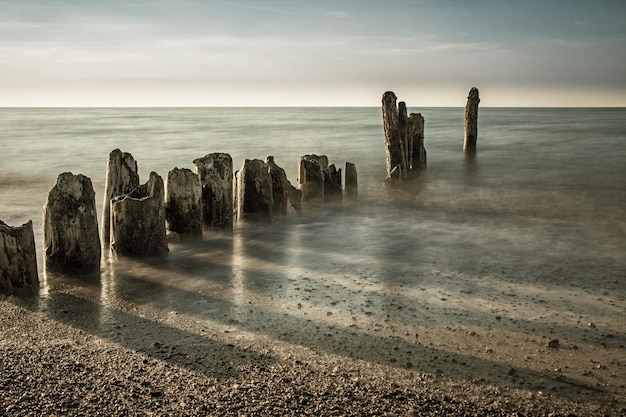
[{"left": 2, "top": 262, "right": 624, "bottom": 416}]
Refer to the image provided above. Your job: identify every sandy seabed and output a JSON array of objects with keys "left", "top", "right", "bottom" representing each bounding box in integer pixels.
[{"left": 1, "top": 236, "right": 625, "bottom": 417}]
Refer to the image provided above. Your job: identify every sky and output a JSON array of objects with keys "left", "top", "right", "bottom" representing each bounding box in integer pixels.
[{"left": 1, "top": 0, "right": 625, "bottom": 107}]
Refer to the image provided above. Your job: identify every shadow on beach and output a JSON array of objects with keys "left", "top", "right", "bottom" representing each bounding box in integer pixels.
[{"left": 10, "top": 203, "right": 625, "bottom": 409}]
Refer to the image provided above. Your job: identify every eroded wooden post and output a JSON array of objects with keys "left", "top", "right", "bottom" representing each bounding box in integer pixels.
[
  {"left": 235, "top": 159, "right": 274, "bottom": 223},
  {"left": 165, "top": 168, "right": 202, "bottom": 236},
  {"left": 324, "top": 164, "right": 343, "bottom": 203},
  {"left": 110, "top": 171, "right": 168, "bottom": 257},
  {"left": 409, "top": 113, "right": 426, "bottom": 171},
  {"left": 102, "top": 149, "right": 139, "bottom": 248},
  {"left": 193, "top": 153, "right": 233, "bottom": 230},
  {"left": 267, "top": 155, "right": 301, "bottom": 215},
  {"left": 464, "top": 87, "right": 480, "bottom": 154},
  {"left": 397, "top": 101, "right": 410, "bottom": 179},
  {"left": 0, "top": 220, "right": 39, "bottom": 292},
  {"left": 382, "top": 91, "right": 406, "bottom": 185},
  {"left": 299, "top": 155, "right": 325, "bottom": 205},
  {"left": 344, "top": 162, "right": 358, "bottom": 201},
  {"left": 44, "top": 172, "right": 101, "bottom": 274}
]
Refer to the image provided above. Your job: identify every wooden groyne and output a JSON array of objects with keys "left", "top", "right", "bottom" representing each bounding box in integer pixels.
[{"left": 382, "top": 91, "right": 427, "bottom": 186}]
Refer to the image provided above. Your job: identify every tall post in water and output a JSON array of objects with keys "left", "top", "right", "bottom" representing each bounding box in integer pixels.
[
  {"left": 193, "top": 153, "right": 233, "bottom": 230},
  {"left": 382, "top": 91, "right": 407, "bottom": 184},
  {"left": 299, "top": 154, "right": 325, "bottom": 205},
  {"left": 464, "top": 87, "right": 480, "bottom": 154},
  {"left": 397, "top": 101, "right": 409, "bottom": 179},
  {"left": 344, "top": 162, "right": 358, "bottom": 201},
  {"left": 235, "top": 159, "right": 274, "bottom": 224},
  {"left": 102, "top": 149, "right": 139, "bottom": 248},
  {"left": 408, "top": 113, "right": 426, "bottom": 171}
]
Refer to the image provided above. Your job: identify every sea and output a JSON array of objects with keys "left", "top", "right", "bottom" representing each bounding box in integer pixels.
[{"left": 0, "top": 107, "right": 625, "bottom": 370}]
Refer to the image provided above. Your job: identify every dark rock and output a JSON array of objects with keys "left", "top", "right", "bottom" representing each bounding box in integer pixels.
[{"left": 547, "top": 339, "right": 560, "bottom": 349}]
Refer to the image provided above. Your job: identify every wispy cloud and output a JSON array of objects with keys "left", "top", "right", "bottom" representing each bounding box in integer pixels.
[{"left": 223, "top": 1, "right": 295, "bottom": 15}]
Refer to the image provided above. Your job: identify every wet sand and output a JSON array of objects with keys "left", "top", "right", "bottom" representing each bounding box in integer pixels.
[{"left": 2, "top": 207, "right": 625, "bottom": 416}]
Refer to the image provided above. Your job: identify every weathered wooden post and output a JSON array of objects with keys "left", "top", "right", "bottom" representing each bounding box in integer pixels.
[
  {"left": 43, "top": 172, "right": 101, "bottom": 274},
  {"left": 235, "top": 159, "right": 274, "bottom": 223},
  {"left": 266, "top": 156, "right": 289, "bottom": 216},
  {"left": 398, "top": 101, "right": 410, "bottom": 178},
  {"left": 464, "top": 87, "right": 480, "bottom": 154},
  {"left": 110, "top": 171, "right": 168, "bottom": 257},
  {"left": 324, "top": 164, "right": 343, "bottom": 202},
  {"left": 344, "top": 162, "right": 358, "bottom": 201},
  {"left": 299, "top": 155, "right": 325, "bottom": 205},
  {"left": 0, "top": 220, "right": 39, "bottom": 292},
  {"left": 193, "top": 153, "right": 233, "bottom": 230},
  {"left": 165, "top": 168, "right": 202, "bottom": 236},
  {"left": 382, "top": 91, "right": 408, "bottom": 184},
  {"left": 408, "top": 113, "right": 426, "bottom": 171},
  {"left": 102, "top": 149, "right": 139, "bottom": 248},
  {"left": 266, "top": 156, "right": 302, "bottom": 216}
]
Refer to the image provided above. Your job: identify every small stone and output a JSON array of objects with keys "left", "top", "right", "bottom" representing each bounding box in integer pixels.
[{"left": 547, "top": 339, "right": 560, "bottom": 349}]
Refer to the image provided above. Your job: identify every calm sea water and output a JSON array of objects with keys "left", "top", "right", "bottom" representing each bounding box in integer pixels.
[{"left": 0, "top": 107, "right": 625, "bottom": 299}]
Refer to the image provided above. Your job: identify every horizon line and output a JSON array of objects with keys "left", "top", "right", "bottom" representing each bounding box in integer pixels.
[{"left": 2, "top": 105, "right": 625, "bottom": 109}]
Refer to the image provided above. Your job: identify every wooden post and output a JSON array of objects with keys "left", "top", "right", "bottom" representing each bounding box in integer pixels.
[
  {"left": 102, "top": 149, "right": 139, "bottom": 248},
  {"left": 324, "top": 164, "right": 343, "bottom": 203},
  {"left": 464, "top": 87, "right": 480, "bottom": 154},
  {"left": 344, "top": 162, "right": 358, "bottom": 201},
  {"left": 266, "top": 156, "right": 289, "bottom": 216},
  {"left": 397, "top": 101, "right": 410, "bottom": 179},
  {"left": 235, "top": 159, "right": 274, "bottom": 223},
  {"left": 165, "top": 168, "right": 202, "bottom": 236},
  {"left": 0, "top": 220, "right": 39, "bottom": 292},
  {"left": 382, "top": 91, "right": 407, "bottom": 184},
  {"left": 408, "top": 113, "right": 426, "bottom": 171},
  {"left": 193, "top": 153, "right": 233, "bottom": 230},
  {"left": 299, "top": 155, "right": 325, "bottom": 205},
  {"left": 266, "top": 156, "right": 302, "bottom": 216},
  {"left": 43, "top": 172, "right": 101, "bottom": 274},
  {"left": 110, "top": 172, "right": 168, "bottom": 257},
  {"left": 265, "top": 155, "right": 302, "bottom": 215}
]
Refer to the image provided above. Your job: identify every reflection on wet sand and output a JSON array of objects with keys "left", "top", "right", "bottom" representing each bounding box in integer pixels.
[{"left": 21, "top": 197, "right": 625, "bottom": 408}]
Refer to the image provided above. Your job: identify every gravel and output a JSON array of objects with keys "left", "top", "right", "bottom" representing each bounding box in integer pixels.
[{"left": 1, "top": 295, "right": 623, "bottom": 416}]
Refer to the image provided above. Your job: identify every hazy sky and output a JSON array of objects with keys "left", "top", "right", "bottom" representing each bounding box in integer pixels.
[{"left": 2, "top": 0, "right": 625, "bottom": 107}]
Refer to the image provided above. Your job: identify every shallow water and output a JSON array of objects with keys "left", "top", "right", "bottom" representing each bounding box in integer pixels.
[{"left": 1, "top": 107, "right": 625, "bottom": 400}]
